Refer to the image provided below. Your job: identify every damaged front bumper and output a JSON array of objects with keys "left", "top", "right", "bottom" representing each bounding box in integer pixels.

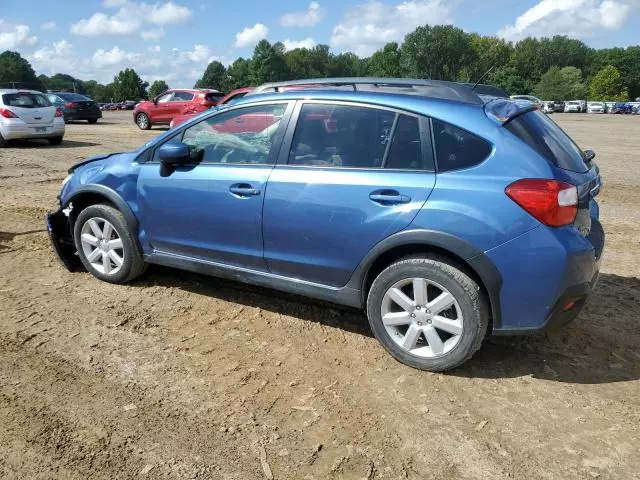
[{"left": 46, "top": 208, "right": 82, "bottom": 271}]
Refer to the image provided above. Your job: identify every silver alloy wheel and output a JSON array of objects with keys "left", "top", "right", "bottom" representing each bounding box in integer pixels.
[
  {"left": 381, "top": 278, "right": 463, "bottom": 358},
  {"left": 137, "top": 113, "right": 148, "bottom": 129},
  {"left": 80, "top": 217, "right": 124, "bottom": 275}
]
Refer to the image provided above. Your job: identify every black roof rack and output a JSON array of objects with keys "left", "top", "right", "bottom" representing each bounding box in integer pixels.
[{"left": 249, "top": 77, "right": 484, "bottom": 105}]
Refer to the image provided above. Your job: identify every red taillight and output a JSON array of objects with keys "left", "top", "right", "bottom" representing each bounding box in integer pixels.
[
  {"left": 55, "top": 108, "right": 64, "bottom": 117},
  {"left": 65, "top": 102, "right": 78, "bottom": 108},
  {"left": 505, "top": 179, "right": 577, "bottom": 227},
  {"left": 0, "top": 108, "right": 18, "bottom": 118}
]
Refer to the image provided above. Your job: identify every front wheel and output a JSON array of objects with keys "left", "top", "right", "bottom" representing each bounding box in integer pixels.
[
  {"left": 73, "top": 204, "right": 146, "bottom": 284},
  {"left": 88, "top": 118, "right": 98, "bottom": 124},
  {"left": 366, "top": 256, "right": 489, "bottom": 372},
  {"left": 136, "top": 112, "right": 151, "bottom": 130}
]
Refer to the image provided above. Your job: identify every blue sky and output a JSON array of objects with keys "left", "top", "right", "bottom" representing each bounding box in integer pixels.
[{"left": 2, "top": 0, "right": 639, "bottom": 86}]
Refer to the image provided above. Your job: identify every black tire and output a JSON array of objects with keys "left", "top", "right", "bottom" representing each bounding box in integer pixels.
[
  {"left": 366, "top": 256, "right": 489, "bottom": 372},
  {"left": 88, "top": 118, "right": 98, "bottom": 124},
  {"left": 73, "top": 204, "right": 146, "bottom": 284},
  {"left": 136, "top": 112, "right": 151, "bottom": 130},
  {"left": 48, "top": 136, "right": 63, "bottom": 145},
  {"left": 0, "top": 131, "right": 7, "bottom": 148}
]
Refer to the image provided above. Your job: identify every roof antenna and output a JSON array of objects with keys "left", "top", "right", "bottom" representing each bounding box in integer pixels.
[{"left": 471, "top": 65, "right": 495, "bottom": 91}]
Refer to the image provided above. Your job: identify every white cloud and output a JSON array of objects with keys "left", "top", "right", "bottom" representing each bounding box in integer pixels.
[
  {"left": 71, "top": 1, "right": 192, "bottom": 36},
  {"left": 92, "top": 46, "right": 132, "bottom": 67},
  {"left": 71, "top": 13, "right": 140, "bottom": 36},
  {"left": 283, "top": 37, "right": 317, "bottom": 51},
  {"left": 281, "top": 2, "right": 324, "bottom": 27},
  {"left": 330, "top": 0, "right": 453, "bottom": 56},
  {"left": 498, "top": 0, "right": 633, "bottom": 41},
  {"left": 184, "top": 44, "right": 210, "bottom": 62},
  {"left": 0, "top": 20, "right": 38, "bottom": 50},
  {"left": 234, "top": 23, "right": 269, "bottom": 48},
  {"left": 41, "top": 21, "right": 57, "bottom": 31},
  {"left": 140, "top": 28, "right": 165, "bottom": 41}
]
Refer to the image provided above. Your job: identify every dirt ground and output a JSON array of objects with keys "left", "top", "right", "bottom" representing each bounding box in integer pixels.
[{"left": 0, "top": 111, "right": 639, "bottom": 480}]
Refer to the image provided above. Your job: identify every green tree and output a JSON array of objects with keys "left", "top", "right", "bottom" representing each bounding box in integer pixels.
[
  {"left": 400, "top": 25, "right": 478, "bottom": 81},
  {"left": 367, "top": 42, "right": 402, "bottom": 77},
  {"left": 534, "top": 66, "right": 586, "bottom": 100},
  {"left": 588, "top": 65, "right": 629, "bottom": 101},
  {"left": 225, "top": 58, "right": 251, "bottom": 90},
  {"left": 194, "top": 61, "right": 226, "bottom": 89},
  {"left": 111, "top": 68, "right": 148, "bottom": 101},
  {"left": 328, "top": 52, "right": 366, "bottom": 77},
  {"left": 0, "top": 51, "right": 43, "bottom": 89},
  {"left": 488, "top": 62, "right": 527, "bottom": 95},
  {"left": 83, "top": 80, "right": 110, "bottom": 101},
  {"left": 466, "top": 35, "right": 513, "bottom": 83},
  {"left": 148, "top": 80, "right": 169, "bottom": 98},
  {"left": 250, "top": 40, "right": 289, "bottom": 84},
  {"left": 40, "top": 73, "right": 85, "bottom": 93}
]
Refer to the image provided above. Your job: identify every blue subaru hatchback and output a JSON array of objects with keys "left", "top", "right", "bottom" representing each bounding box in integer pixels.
[{"left": 47, "top": 78, "right": 604, "bottom": 371}]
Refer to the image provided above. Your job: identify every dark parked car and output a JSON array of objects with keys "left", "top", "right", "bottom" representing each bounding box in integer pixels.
[
  {"left": 47, "top": 92, "right": 102, "bottom": 123},
  {"left": 552, "top": 101, "right": 565, "bottom": 112},
  {"left": 47, "top": 77, "right": 604, "bottom": 372}
]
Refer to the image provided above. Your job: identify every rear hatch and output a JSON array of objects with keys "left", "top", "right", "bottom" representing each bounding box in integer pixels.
[
  {"left": 60, "top": 93, "right": 99, "bottom": 114},
  {"left": 2, "top": 92, "right": 55, "bottom": 124},
  {"left": 504, "top": 109, "right": 602, "bottom": 240}
]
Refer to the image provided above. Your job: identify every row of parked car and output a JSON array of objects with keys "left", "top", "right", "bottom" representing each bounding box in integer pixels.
[
  {"left": 510, "top": 95, "right": 640, "bottom": 114},
  {"left": 99, "top": 101, "right": 137, "bottom": 111}
]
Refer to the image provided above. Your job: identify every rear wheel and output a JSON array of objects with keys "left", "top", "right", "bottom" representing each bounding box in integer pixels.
[
  {"left": 48, "top": 136, "right": 63, "bottom": 145},
  {"left": 0, "top": 131, "right": 7, "bottom": 148},
  {"left": 74, "top": 204, "right": 146, "bottom": 284},
  {"left": 88, "top": 118, "right": 98, "bottom": 124},
  {"left": 136, "top": 113, "right": 151, "bottom": 130},
  {"left": 366, "top": 256, "right": 489, "bottom": 372}
]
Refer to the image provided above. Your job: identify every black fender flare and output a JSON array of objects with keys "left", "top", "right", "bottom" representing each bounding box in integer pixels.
[
  {"left": 67, "top": 184, "right": 139, "bottom": 234},
  {"left": 346, "top": 229, "right": 503, "bottom": 328}
]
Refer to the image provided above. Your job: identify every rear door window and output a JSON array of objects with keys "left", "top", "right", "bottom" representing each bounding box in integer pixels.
[
  {"left": 172, "top": 91, "right": 195, "bottom": 101},
  {"left": 288, "top": 103, "right": 394, "bottom": 168},
  {"left": 384, "top": 114, "right": 432, "bottom": 170},
  {"left": 432, "top": 119, "right": 492, "bottom": 172},
  {"left": 2, "top": 93, "right": 51, "bottom": 108},
  {"left": 505, "top": 110, "right": 587, "bottom": 172}
]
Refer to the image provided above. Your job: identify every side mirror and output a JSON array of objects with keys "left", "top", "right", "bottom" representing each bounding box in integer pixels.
[
  {"left": 158, "top": 140, "right": 191, "bottom": 176},
  {"left": 583, "top": 149, "right": 596, "bottom": 163}
]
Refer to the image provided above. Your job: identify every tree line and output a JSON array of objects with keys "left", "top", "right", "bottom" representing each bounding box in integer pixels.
[{"left": 1, "top": 25, "right": 638, "bottom": 102}]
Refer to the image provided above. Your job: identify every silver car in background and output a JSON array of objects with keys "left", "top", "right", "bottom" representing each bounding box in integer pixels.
[
  {"left": 564, "top": 101, "right": 583, "bottom": 113},
  {"left": 0, "top": 89, "right": 65, "bottom": 147}
]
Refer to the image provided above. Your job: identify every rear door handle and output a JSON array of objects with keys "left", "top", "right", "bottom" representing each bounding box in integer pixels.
[
  {"left": 369, "top": 191, "right": 411, "bottom": 205},
  {"left": 229, "top": 183, "right": 261, "bottom": 197}
]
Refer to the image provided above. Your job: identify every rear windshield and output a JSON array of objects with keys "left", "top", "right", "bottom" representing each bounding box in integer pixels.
[
  {"left": 506, "top": 110, "right": 587, "bottom": 172},
  {"left": 2, "top": 93, "right": 51, "bottom": 108},
  {"left": 57, "top": 93, "right": 91, "bottom": 102}
]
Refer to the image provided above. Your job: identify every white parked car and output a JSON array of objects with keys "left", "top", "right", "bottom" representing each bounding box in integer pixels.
[
  {"left": 510, "top": 95, "right": 543, "bottom": 109},
  {"left": 587, "top": 102, "right": 605, "bottom": 114},
  {"left": 564, "top": 101, "right": 583, "bottom": 113},
  {"left": 0, "top": 89, "right": 65, "bottom": 147},
  {"left": 542, "top": 101, "right": 555, "bottom": 113}
]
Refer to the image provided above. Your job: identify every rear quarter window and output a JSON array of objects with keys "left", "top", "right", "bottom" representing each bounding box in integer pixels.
[
  {"left": 505, "top": 111, "right": 588, "bottom": 173},
  {"left": 432, "top": 119, "right": 492, "bottom": 172}
]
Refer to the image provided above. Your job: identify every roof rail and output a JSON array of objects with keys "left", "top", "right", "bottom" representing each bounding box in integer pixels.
[{"left": 249, "top": 77, "right": 483, "bottom": 104}]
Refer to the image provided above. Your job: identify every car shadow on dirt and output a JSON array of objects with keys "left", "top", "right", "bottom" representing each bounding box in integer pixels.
[
  {"left": 7, "top": 140, "right": 99, "bottom": 148},
  {"left": 135, "top": 268, "right": 638, "bottom": 384}
]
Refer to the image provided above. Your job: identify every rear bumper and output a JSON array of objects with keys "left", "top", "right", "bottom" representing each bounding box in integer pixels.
[
  {"left": 489, "top": 218, "right": 605, "bottom": 334},
  {"left": 1, "top": 122, "right": 65, "bottom": 140},
  {"left": 64, "top": 110, "right": 102, "bottom": 120},
  {"left": 46, "top": 209, "right": 81, "bottom": 271}
]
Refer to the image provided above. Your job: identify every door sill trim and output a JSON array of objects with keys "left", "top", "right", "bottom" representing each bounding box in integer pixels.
[{"left": 145, "top": 250, "right": 363, "bottom": 308}]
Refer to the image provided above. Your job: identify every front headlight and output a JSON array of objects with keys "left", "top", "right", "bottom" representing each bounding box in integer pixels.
[{"left": 62, "top": 174, "right": 73, "bottom": 187}]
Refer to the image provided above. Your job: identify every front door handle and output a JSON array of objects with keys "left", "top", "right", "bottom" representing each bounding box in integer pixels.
[
  {"left": 369, "top": 190, "right": 411, "bottom": 205},
  {"left": 229, "top": 183, "right": 261, "bottom": 197}
]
